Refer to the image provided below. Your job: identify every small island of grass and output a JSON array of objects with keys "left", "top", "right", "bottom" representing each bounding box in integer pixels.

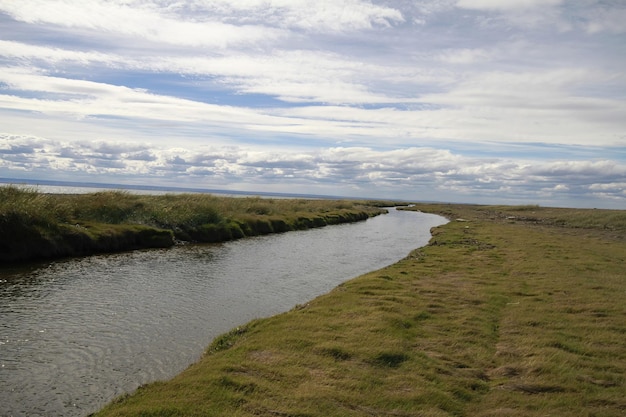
[{"left": 0, "top": 185, "right": 386, "bottom": 263}]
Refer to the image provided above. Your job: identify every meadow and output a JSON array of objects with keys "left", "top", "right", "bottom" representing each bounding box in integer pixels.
[
  {"left": 93, "top": 203, "right": 626, "bottom": 417},
  {"left": 0, "top": 185, "right": 384, "bottom": 263}
]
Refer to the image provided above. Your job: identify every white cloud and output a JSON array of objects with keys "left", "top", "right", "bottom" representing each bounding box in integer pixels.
[
  {"left": 455, "top": 0, "right": 626, "bottom": 34},
  {"left": 456, "top": 0, "right": 572, "bottom": 31},
  {"left": 0, "top": 0, "right": 405, "bottom": 47},
  {"left": 584, "top": 6, "right": 626, "bottom": 34},
  {"left": 529, "top": 160, "right": 626, "bottom": 178},
  {"left": 417, "top": 69, "right": 626, "bottom": 146},
  {"left": 0, "top": 41, "right": 438, "bottom": 106},
  {"left": 0, "top": 1, "right": 624, "bottom": 207},
  {"left": 0, "top": 40, "right": 119, "bottom": 65},
  {"left": 456, "top": 0, "right": 563, "bottom": 11},
  {"left": 0, "top": 0, "right": 283, "bottom": 48},
  {"left": 0, "top": 68, "right": 276, "bottom": 125},
  {"left": 2, "top": 133, "right": 625, "bottom": 207},
  {"left": 589, "top": 182, "right": 626, "bottom": 192},
  {"left": 155, "top": 0, "right": 405, "bottom": 32},
  {"left": 1, "top": 62, "right": 624, "bottom": 149},
  {"left": 437, "top": 48, "right": 492, "bottom": 64}
]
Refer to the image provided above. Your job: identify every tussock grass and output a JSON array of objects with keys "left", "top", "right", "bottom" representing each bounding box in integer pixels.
[
  {"left": 94, "top": 203, "right": 626, "bottom": 417},
  {"left": 0, "top": 186, "right": 383, "bottom": 262}
]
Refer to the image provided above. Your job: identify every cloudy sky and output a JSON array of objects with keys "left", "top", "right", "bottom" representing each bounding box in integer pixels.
[{"left": 1, "top": 0, "right": 625, "bottom": 208}]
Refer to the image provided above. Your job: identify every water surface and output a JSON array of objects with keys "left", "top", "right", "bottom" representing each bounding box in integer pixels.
[{"left": 0, "top": 209, "right": 446, "bottom": 417}]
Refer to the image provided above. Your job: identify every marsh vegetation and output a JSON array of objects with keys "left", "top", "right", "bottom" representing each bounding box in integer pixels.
[{"left": 0, "top": 186, "right": 383, "bottom": 262}]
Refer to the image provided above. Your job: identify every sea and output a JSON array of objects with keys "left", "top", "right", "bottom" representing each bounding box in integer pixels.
[{"left": 0, "top": 177, "right": 348, "bottom": 200}]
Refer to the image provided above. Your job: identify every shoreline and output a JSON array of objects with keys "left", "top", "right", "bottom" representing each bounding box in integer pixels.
[
  {"left": 93, "top": 203, "right": 626, "bottom": 417},
  {"left": 1, "top": 186, "right": 388, "bottom": 264}
]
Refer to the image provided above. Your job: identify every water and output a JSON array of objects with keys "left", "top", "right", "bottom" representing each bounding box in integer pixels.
[
  {"left": 0, "top": 179, "right": 345, "bottom": 200},
  {"left": 0, "top": 209, "right": 446, "bottom": 417}
]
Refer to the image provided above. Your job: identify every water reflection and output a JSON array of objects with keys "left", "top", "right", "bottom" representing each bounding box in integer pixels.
[{"left": 0, "top": 209, "right": 446, "bottom": 417}]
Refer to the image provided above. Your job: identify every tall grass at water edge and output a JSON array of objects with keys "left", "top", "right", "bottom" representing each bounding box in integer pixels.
[{"left": 0, "top": 185, "right": 384, "bottom": 262}]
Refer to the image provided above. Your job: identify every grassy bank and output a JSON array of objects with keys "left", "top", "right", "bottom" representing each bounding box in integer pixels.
[
  {"left": 0, "top": 186, "right": 384, "bottom": 263},
  {"left": 94, "top": 204, "right": 625, "bottom": 417}
]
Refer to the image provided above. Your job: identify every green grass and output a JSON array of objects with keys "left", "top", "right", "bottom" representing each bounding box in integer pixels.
[
  {"left": 0, "top": 186, "right": 384, "bottom": 262},
  {"left": 93, "top": 203, "right": 626, "bottom": 416}
]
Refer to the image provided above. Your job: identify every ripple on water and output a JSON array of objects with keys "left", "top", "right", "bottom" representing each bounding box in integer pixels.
[{"left": 0, "top": 209, "right": 446, "bottom": 416}]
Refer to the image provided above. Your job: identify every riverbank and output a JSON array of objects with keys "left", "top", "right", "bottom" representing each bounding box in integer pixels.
[
  {"left": 94, "top": 203, "right": 626, "bottom": 417},
  {"left": 0, "top": 186, "right": 386, "bottom": 263}
]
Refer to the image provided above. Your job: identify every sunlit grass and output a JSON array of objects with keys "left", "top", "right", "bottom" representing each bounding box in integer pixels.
[{"left": 94, "top": 203, "right": 626, "bottom": 417}]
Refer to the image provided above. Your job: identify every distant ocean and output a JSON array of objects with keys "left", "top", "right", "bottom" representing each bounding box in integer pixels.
[{"left": 0, "top": 177, "right": 346, "bottom": 200}]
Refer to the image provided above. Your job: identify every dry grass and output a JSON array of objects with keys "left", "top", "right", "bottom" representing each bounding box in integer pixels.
[{"left": 94, "top": 203, "right": 626, "bottom": 416}]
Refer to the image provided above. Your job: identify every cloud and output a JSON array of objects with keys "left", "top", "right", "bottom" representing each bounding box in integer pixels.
[
  {"left": 0, "top": 1, "right": 624, "bottom": 208},
  {"left": 0, "top": 0, "right": 406, "bottom": 55},
  {"left": 0, "top": 135, "right": 38, "bottom": 154},
  {"left": 2, "top": 134, "right": 624, "bottom": 207},
  {"left": 583, "top": 5, "right": 626, "bottom": 34},
  {"left": 589, "top": 182, "right": 626, "bottom": 201},
  {"left": 0, "top": 40, "right": 431, "bottom": 106},
  {"left": 0, "top": 0, "right": 283, "bottom": 48},
  {"left": 0, "top": 67, "right": 281, "bottom": 127},
  {"left": 456, "top": 0, "right": 563, "bottom": 12},
  {"left": 143, "top": 0, "right": 405, "bottom": 33},
  {"left": 528, "top": 160, "right": 626, "bottom": 180},
  {"left": 437, "top": 48, "right": 493, "bottom": 64},
  {"left": 1, "top": 56, "right": 623, "bottom": 152},
  {"left": 456, "top": 0, "right": 626, "bottom": 34},
  {"left": 0, "top": 40, "right": 119, "bottom": 66},
  {"left": 456, "top": 0, "right": 571, "bottom": 31},
  {"left": 417, "top": 69, "right": 626, "bottom": 146}
]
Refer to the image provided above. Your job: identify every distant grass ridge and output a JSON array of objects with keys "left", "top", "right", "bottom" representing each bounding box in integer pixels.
[
  {"left": 0, "top": 186, "right": 384, "bottom": 263},
  {"left": 94, "top": 203, "right": 626, "bottom": 417}
]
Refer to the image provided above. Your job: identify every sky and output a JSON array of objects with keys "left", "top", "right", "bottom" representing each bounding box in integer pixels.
[{"left": 0, "top": 0, "right": 625, "bottom": 208}]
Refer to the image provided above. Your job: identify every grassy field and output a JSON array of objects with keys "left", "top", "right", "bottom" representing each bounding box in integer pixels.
[
  {"left": 93, "top": 203, "right": 626, "bottom": 417},
  {"left": 0, "top": 186, "right": 384, "bottom": 263}
]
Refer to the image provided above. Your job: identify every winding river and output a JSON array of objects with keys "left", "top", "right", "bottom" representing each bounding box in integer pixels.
[{"left": 0, "top": 208, "right": 446, "bottom": 417}]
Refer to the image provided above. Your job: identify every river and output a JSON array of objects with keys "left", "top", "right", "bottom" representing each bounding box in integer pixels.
[{"left": 0, "top": 208, "right": 446, "bottom": 417}]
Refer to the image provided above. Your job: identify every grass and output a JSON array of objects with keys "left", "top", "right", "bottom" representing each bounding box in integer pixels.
[
  {"left": 0, "top": 185, "right": 385, "bottom": 263},
  {"left": 93, "top": 203, "right": 626, "bottom": 416}
]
